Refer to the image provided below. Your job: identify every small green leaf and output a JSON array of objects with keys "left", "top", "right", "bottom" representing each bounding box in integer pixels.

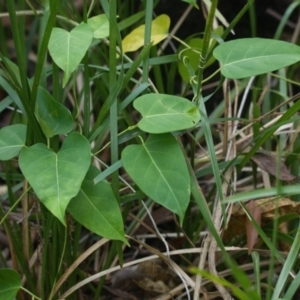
[
  {"left": 122, "top": 14, "right": 170, "bottom": 53},
  {"left": 36, "top": 87, "right": 73, "bottom": 138},
  {"left": 19, "top": 132, "right": 91, "bottom": 225},
  {"left": 87, "top": 14, "right": 109, "bottom": 39},
  {"left": 121, "top": 133, "right": 190, "bottom": 224},
  {"left": 181, "top": 0, "right": 199, "bottom": 9},
  {"left": 0, "top": 124, "right": 26, "bottom": 160},
  {"left": 0, "top": 75, "right": 25, "bottom": 115},
  {"left": 68, "top": 165, "right": 127, "bottom": 244},
  {"left": 0, "top": 57, "right": 22, "bottom": 86},
  {"left": 134, "top": 93, "right": 200, "bottom": 133},
  {"left": 48, "top": 23, "right": 93, "bottom": 87},
  {"left": 0, "top": 269, "right": 21, "bottom": 300},
  {"left": 213, "top": 38, "right": 300, "bottom": 79}
]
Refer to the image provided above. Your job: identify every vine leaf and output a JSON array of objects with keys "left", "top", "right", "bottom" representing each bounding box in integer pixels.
[
  {"left": 213, "top": 38, "right": 300, "bottom": 79},
  {"left": 68, "top": 165, "right": 128, "bottom": 244},
  {"left": 36, "top": 87, "right": 73, "bottom": 138},
  {"left": 19, "top": 132, "right": 91, "bottom": 225},
  {"left": 0, "top": 269, "right": 21, "bottom": 300},
  {"left": 134, "top": 93, "right": 200, "bottom": 133},
  {"left": 0, "top": 124, "right": 26, "bottom": 160},
  {"left": 48, "top": 23, "right": 93, "bottom": 87},
  {"left": 121, "top": 133, "right": 190, "bottom": 224},
  {"left": 87, "top": 14, "right": 109, "bottom": 39}
]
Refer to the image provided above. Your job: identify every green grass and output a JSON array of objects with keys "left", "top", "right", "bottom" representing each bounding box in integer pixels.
[{"left": 0, "top": 0, "right": 300, "bottom": 299}]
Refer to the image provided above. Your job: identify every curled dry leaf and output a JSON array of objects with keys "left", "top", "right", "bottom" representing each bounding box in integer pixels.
[
  {"left": 224, "top": 197, "right": 300, "bottom": 251},
  {"left": 251, "top": 151, "right": 297, "bottom": 182}
]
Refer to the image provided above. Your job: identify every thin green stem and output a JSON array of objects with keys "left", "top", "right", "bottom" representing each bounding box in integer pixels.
[
  {"left": 48, "top": 222, "right": 68, "bottom": 300},
  {"left": 6, "top": 1, "right": 38, "bottom": 144},
  {"left": 248, "top": 1, "right": 257, "bottom": 37},
  {"left": 206, "top": 0, "right": 255, "bottom": 62},
  {"left": 270, "top": 72, "right": 300, "bottom": 87},
  {"left": 31, "top": 0, "right": 59, "bottom": 111},
  {"left": 40, "top": 213, "right": 54, "bottom": 299},
  {"left": 142, "top": 0, "right": 153, "bottom": 84},
  {"left": 87, "top": 0, "right": 95, "bottom": 17},
  {"left": 196, "top": 0, "right": 218, "bottom": 101},
  {"left": 0, "top": 187, "right": 31, "bottom": 226},
  {"left": 20, "top": 287, "right": 42, "bottom": 300},
  {"left": 222, "top": 0, "right": 255, "bottom": 40},
  {"left": 0, "top": 51, "right": 44, "bottom": 143},
  {"left": 6, "top": 1, "right": 29, "bottom": 100},
  {"left": 109, "top": 0, "right": 119, "bottom": 200},
  {"left": 83, "top": 0, "right": 91, "bottom": 137},
  {"left": 121, "top": 43, "right": 152, "bottom": 91},
  {"left": 93, "top": 125, "right": 137, "bottom": 156}
]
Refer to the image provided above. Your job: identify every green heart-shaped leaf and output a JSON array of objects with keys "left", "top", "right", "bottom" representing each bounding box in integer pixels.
[
  {"left": 0, "top": 269, "right": 21, "bottom": 300},
  {"left": 48, "top": 23, "right": 93, "bottom": 87},
  {"left": 87, "top": 14, "right": 109, "bottom": 39},
  {"left": 36, "top": 87, "right": 73, "bottom": 138},
  {"left": 213, "top": 38, "right": 300, "bottom": 79},
  {"left": 134, "top": 93, "right": 200, "bottom": 133},
  {"left": 121, "top": 133, "right": 190, "bottom": 224},
  {"left": 0, "top": 124, "right": 26, "bottom": 160},
  {"left": 19, "top": 132, "right": 91, "bottom": 225},
  {"left": 68, "top": 165, "right": 127, "bottom": 244}
]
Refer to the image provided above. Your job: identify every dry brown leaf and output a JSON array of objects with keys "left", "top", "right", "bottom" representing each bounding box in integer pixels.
[
  {"left": 232, "top": 197, "right": 300, "bottom": 216},
  {"left": 251, "top": 152, "right": 297, "bottom": 181},
  {"left": 224, "top": 197, "right": 300, "bottom": 251},
  {"left": 246, "top": 200, "right": 261, "bottom": 254}
]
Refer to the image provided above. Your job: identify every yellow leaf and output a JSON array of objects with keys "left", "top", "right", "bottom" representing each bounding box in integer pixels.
[{"left": 122, "top": 14, "right": 170, "bottom": 53}]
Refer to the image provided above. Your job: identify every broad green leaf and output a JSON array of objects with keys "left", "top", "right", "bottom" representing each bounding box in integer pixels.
[
  {"left": 48, "top": 23, "right": 93, "bottom": 87},
  {"left": 0, "top": 269, "right": 21, "bottom": 300},
  {"left": 36, "top": 87, "right": 73, "bottom": 138},
  {"left": 19, "top": 132, "right": 91, "bottom": 225},
  {"left": 87, "top": 14, "right": 109, "bottom": 39},
  {"left": 0, "top": 124, "right": 26, "bottom": 160},
  {"left": 213, "top": 38, "right": 300, "bottom": 79},
  {"left": 68, "top": 165, "right": 127, "bottom": 244},
  {"left": 122, "top": 14, "right": 170, "bottom": 53},
  {"left": 121, "top": 133, "right": 190, "bottom": 224},
  {"left": 134, "top": 93, "right": 200, "bottom": 133}
]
